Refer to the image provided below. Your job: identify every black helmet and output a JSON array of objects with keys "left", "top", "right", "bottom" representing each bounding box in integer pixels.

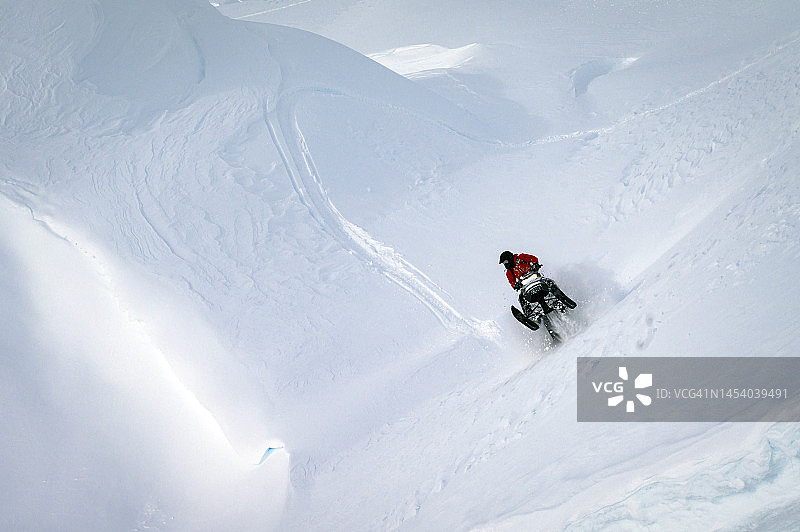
[{"left": 499, "top": 251, "right": 514, "bottom": 268}]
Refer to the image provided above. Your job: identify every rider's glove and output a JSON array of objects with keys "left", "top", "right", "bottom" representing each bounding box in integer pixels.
[
  {"left": 532, "top": 262, "right": 541, "bottom": 272},
  {"left": 513, "top": 281, "right": 522, "bottom": 290}
]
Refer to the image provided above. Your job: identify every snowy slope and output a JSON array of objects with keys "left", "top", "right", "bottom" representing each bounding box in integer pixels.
[
  {"left": 1, "top": 0, "right": 503, "bottom": 528},
  {"left": 2, "top": 0, "right": 800, "bottom": 530}
]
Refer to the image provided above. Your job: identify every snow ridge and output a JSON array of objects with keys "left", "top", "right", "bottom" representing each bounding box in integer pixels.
[
  {"left": 565, "top": 424, "right": 800, "bottom": 530},
  {"left": 530, "top": 32, "right": 800, "bottom": 147}
]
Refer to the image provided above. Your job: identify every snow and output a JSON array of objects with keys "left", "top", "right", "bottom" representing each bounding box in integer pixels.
[
  {"left": 1, "top": 0, "right": 800, "bottom": 529},
  {"left": 368, "top": 44, "right": 481, "bottom": 78}
]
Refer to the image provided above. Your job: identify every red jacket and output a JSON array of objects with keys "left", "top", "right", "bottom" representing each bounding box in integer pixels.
[{"left": 506, "top": 253, "right": 539, "bottom": 288}]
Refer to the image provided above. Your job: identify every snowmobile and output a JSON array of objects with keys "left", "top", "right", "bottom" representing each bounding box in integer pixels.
[{"left": 511, "top": 270, "right": 577, "bottom": 343}]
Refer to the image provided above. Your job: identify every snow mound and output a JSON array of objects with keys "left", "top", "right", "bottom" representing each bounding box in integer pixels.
[
  {"left": 571, "top": 57, "right": 638, "bottom": 96},
  {"left": 369, "top": 43, "right": 481, "bottom": 77}
]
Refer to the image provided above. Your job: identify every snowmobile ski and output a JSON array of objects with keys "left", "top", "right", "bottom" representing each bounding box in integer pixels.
[
  {"left": 511, "top": 305, "right": 539, "bottom": 331},
  {"left": 559, "top": 294, "right": 577, "bottom": 309}
]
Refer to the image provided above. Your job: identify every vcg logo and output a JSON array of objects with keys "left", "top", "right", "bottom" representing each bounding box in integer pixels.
[{"left": 592, "top": 366, "right": 653, "bottom": 413}]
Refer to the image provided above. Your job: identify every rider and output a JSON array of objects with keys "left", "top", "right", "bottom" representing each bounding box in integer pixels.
[
  {"left": 499, "top": 250, "right": 576, "bottom": 316},
  {"left": 499, "top": 250, "right": 540, "bottom": 290}
]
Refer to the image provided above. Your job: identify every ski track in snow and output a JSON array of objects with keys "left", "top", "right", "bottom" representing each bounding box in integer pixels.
[{"left": 266, "top": 89, "right": 501, "bottom": 344}]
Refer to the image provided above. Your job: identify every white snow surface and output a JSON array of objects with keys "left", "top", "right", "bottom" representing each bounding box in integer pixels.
[{"left": 2, "top": 0, "right": 800, "bottom": 529}]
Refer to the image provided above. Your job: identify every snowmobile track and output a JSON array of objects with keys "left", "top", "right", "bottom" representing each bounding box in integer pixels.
[{"left": 266, "top": 92, "right": 499, "bottom": 343}]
